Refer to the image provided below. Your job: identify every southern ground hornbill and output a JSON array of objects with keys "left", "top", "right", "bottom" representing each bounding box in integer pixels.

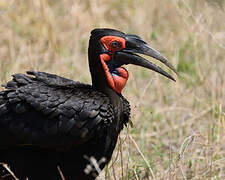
[{"left": 0, "top": 28, "right": 176, "bottom": 180}]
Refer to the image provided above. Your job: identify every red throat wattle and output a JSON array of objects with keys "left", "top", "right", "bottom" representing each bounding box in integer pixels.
[{"left": 100, "top": 54, "right": 129, "bottom": 94}]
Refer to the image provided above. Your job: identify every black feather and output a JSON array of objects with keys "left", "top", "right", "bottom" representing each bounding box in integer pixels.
[{"left": 0, "top": 71, "right": 130, "bottom": 180}]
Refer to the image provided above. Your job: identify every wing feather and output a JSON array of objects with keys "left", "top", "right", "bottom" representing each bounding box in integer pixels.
[{"left": 0, "top": 72, "right": 114, "bottom": 150}]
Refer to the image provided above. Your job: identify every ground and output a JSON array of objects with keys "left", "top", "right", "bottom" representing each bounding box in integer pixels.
[{"left": 0, "top": 0, "right": 225, "bottom": 179}]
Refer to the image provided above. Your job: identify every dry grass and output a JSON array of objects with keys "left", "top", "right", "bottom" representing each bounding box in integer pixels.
[{"left": 0, "top": 0, "right": 225, "bottom": 179}]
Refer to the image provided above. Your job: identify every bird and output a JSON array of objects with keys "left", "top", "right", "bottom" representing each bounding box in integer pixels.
[{"left": 0, "top": 28, "right": 177, "bottom": 180}]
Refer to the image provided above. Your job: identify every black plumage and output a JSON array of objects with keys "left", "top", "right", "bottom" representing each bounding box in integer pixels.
[
  {"left": 0, "top": 28, "right": 176, "bottom": 180},
  {"left": 0, "top": 71, "right": 129, "bottom": 180}
]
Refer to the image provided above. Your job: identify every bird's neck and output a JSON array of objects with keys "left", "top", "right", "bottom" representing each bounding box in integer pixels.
[
  {"left": 88, "top": 50, "right": 122, "bottom": 107},
  {"left": 88, "top": 49, "right": 125, "bottom": 133}
]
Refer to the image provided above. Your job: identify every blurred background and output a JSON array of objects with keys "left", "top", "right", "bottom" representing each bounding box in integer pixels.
[{"left": 0, "top": 0, "right": 225, "bottom": 179}]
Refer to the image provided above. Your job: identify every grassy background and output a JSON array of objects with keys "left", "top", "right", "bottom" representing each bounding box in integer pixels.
[{"left": 0, "top": 0, "right": 225, "bottom": 179}]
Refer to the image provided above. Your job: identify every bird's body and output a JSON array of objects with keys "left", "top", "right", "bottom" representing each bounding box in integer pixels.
[
  {"left": 0, "top": 71, "right": 130, "bottom": 179},
  {"left": 0, "top": 28, "right": 176, "bottom": 180}
]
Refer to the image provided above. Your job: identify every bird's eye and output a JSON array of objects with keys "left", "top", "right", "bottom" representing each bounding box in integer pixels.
[{"left": 111, "top": 41, "right": 120, "bottom": 48}]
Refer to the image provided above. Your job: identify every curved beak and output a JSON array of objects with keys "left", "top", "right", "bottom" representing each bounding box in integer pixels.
[{"left": 113, "top": 34, "right": 177, "bottom": 81}]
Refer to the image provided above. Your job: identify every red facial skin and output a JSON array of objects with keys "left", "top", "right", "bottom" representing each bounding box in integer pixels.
[
  {"left": 99, "top": 36, "right": 128, "bottom": 94},
  {"left": 100, "top": 36, "right": 129, "bottom": 93},
  {"left": 100, "top": 36, "right": 126, "bottom": 53},
  {"left": 100, "top": 54, "right": 129, "bottom": 94}
]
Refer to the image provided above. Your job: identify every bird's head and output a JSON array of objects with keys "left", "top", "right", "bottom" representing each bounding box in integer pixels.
[{"left": 88, "top": 28, "right": 177, "bottom": 94}]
